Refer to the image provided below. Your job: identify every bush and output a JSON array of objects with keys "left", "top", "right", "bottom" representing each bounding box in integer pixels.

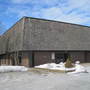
[{"left": 65, "top": 55, "right": 73, "bottom": 68}]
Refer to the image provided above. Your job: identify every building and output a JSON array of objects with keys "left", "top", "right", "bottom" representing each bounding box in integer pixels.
[{"left": 0, "top": 17, "right": 90, "bottom": 67}]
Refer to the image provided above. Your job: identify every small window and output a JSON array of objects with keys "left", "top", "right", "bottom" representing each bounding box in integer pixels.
[{"left": 51, "top": 52, "right": 55, "bottom": 60}]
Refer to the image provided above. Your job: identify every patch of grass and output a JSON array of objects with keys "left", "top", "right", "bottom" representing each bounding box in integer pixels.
[{"left": 29, "top": 68, "right": 66, "bottom": 74}]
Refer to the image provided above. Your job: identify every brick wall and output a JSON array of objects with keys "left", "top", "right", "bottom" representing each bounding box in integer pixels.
[
  {"left": 34, "top": 52, "right": 52, "bottom": 66},
  {"left": 69, "top": 51, "right": 85, "bottom": 63}
]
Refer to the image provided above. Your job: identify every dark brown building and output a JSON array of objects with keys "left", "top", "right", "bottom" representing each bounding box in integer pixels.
[{"left": 0, "top": 17, "right": 90, "bottom": 67}]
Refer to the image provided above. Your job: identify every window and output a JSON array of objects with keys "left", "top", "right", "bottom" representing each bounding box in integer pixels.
[{"left": 51, "top": 52, "right": 55, "bottom": 60}]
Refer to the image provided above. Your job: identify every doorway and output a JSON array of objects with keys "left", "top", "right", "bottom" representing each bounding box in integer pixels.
[{"left": 55, "top": 52, "right": 68, "bottom": 64}]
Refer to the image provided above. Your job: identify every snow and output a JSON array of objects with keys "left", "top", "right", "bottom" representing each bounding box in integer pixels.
[
  {"left": 67, "top": 63, "right": 88, "bottom": 74},
  {"left": 35, "top": 62, "right": 75, "bottom": 71},
  {"left": 35, "top": 61, "right": 88, "bottom": 73},
  {"left": 0, "top": 66, "right": 28, "bottom": 73},
  {"left": 75, "top": 61, "right": 80, "bottom": 64}
]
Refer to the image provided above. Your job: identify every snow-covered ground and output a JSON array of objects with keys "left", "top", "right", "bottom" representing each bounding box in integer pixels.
[
  {"left": 0, "top": 66, "right": 28, "bottom": 72},
  {"left": 0, "top": 64, "right": 90, "bottom": 90}
]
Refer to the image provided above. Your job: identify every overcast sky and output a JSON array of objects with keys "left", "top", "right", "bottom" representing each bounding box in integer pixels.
[{"left": 0, "top": 0, "right": 90, "bottom": 35}]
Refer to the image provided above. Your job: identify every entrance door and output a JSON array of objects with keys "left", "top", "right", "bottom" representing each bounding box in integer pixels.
[{"left": 55, "top": 52, "right": 68, "bottom": 64}]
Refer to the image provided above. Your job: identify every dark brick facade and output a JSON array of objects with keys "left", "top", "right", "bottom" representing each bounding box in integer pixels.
[
  {"left": 34, "top": 52, "right": 52, "bottom": 66},
  {"left": 0, "top": 51, "right": 90, "bottom": 67}
]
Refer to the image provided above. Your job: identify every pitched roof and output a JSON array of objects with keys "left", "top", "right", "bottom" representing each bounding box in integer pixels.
[
  {"left": 23, "top": 17, "right": 90, "bottom": 51},
  {"left": 0, "top": 17, "right": 90, "bottom": 54}
]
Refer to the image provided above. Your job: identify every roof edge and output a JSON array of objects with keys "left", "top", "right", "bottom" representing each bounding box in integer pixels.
[
  {"left": 24, "top": 16, "right": 90, "bottom": 28},
  {"left": 2, "top": 17, "right": 26, "bottom": 36},
  {"left": 2, "top": 16, "right": 90, "bottom": 36}
]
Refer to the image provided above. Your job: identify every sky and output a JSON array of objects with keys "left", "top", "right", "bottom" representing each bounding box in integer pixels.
[{"left": 0, "top": 0, "right": 90, "bottom": 35}]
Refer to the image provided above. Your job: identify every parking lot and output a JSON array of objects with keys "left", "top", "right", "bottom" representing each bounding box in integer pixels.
[{"left": 0, "top": 64, "right": 90, "bottom": 90}]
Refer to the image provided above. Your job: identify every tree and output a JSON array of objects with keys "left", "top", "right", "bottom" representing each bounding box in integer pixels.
[{"left": 65, "top": 54, "right": 74, "bottom": 68}]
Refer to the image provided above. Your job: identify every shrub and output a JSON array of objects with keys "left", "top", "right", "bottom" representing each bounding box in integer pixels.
[{"left": 65, "top": 55, "right": 73, "bottom": 68}]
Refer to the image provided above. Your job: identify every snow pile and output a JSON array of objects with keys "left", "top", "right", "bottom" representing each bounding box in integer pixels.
[
  {"left": 0, "top": 66, "right": 28, "bottom": 73},
  {"left": 35, "top": 62, "right": 75, "bottom": 71},
  {"left": 68, "top": 61, "right": 88, "bottom": 74},
  {"left": 35, "top": 63, "right": 54, "bottom": 69},
  {"left": 35, "top": 61, "right": 88, "bottom": 73}
]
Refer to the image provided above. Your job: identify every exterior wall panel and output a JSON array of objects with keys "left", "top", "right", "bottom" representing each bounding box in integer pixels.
[
  {"left": 70, "top": 52, "right": 85, "bottom": 63},
  {"left": 86, "top": 52, "right": 90, "bottom": 62},
  {"left": 21, "top": 51, "right": 32, "bottom": 67},
  {"left": 34, "top": 52, "right": 52, "bottom": 66}
]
